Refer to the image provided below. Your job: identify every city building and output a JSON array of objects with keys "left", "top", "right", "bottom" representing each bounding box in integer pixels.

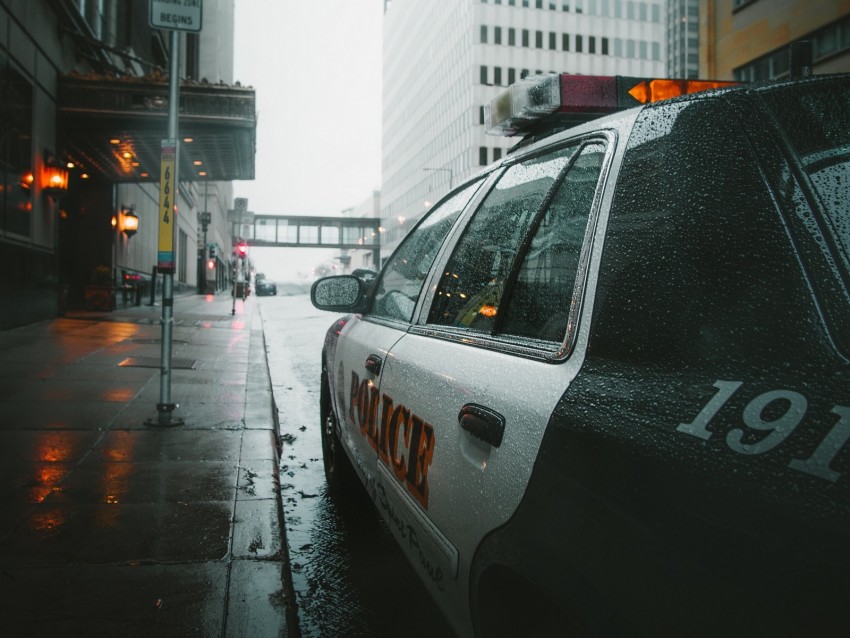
[
  {"left": 667, "top": 0, "right": 700, "bottom": 77},
  {"left": 0, "top": 0, "right": 255, "bottom": 329},
  {"left": 334, "top": 190, "right": 382, "bottom": 276},
  {"left": 701, "top": 0, "right": 850, "bottom": 80},
  {"left": 380, "top": 0, "right": 667, "bottom": 257}
]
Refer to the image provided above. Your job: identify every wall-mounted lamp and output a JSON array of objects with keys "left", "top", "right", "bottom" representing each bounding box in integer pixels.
[
  {"left": 121, "top": 205, "right": 139, "bottom": 238},
  {"left": 41, "top": 150, "right": 69, "bottom": 199}
]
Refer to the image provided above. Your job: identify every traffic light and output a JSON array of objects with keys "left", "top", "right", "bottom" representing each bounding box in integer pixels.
[
  {"left": 236, "top": 242, "right": 248, "bottom": 259},
  {"left": 207, "top": 259, "right": 215, "bottom": 270}
]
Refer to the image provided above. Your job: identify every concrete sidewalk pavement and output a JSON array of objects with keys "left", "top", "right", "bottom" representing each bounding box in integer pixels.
[{"left": 0, "top": 292, "right": 294, "bottom": 637}]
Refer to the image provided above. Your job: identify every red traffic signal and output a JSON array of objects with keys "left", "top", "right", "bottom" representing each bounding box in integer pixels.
[{"left": 235, "top": 242, "right": 248, "bottom": 259}]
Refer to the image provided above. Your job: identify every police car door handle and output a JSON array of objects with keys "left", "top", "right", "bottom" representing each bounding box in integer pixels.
[
  {"left": 458, "top": 404, "right": 505, "bottom": 448},
  {"left": 365, "top": 354, "right": 382, "bottom": 375}
]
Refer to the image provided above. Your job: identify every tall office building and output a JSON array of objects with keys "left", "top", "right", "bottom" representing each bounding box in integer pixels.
[
  {"left": 667, "top": 0, "right": 700, "bottom": 77},
  {"left": 381, "top": 0, "right": 667, "bottom": 256}
]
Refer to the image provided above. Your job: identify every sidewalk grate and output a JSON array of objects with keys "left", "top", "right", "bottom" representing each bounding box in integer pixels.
[
  {"left": 129, "top": 338, "right": 190, "bottom": 345},
  {"left": 119, "top": 357, "right": 197, "bottom": 370}
]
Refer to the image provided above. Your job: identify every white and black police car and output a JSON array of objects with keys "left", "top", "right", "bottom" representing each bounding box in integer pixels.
[{"left": 310, "top": 68, "right": 850, "bottom": 637}]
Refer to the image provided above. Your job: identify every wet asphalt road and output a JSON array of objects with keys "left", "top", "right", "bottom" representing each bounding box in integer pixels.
[{"left": 259, "top": 292, "right": 457, "bottom": 638}]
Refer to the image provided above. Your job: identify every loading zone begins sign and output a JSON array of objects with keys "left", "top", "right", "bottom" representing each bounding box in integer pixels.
[{"left": 150, "top": 0, "right": 203, "bottom": 32}]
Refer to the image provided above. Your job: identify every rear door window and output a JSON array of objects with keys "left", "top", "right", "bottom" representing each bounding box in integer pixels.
[
  {"left": 758, "top": 79, "right": 850, "bottom": 272},
  {"left": 427, "top": 139, "right": 607, "bottom": 348}
]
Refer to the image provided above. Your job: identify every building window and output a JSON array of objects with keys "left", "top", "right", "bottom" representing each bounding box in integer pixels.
[
  {"left": 549, "top": 32, "right": 557, "bottom": 49},
  {"left": 563, "top": 33, "right": 570, "bottom": 50},
  {"left": 494, "top": 67, "right": 503, "bottom": 85},
  {"left": 480, "top": 105, "right": 486, "bottom": 124},
  {"left": 480, "top": 65, "right": 488, "bottom": 84},
  {"left": 1, "top": 61, "right": 33, "bottom": 238},
  {"left": 479, "top": 147, "right": 488, "bottom": 166},
  {"left": 536, "top": 0, "right": 543, "bottom": 7},
  {"left": 481, "top": 25, "right": 488, "bottom": 44},
  {"left": 602, "top": 37, "right": 609, "bottom": 55},
  {"left": 178, "top": 230, "right": 188, "bottom": 283},
  {"left": 494, "top": 147, "right": 503, "bottom": 162},
  {"left": 576, "top": 34, "right": 583, "bottom": 52},
  {"left": 536, "top": 30, "right": 543, "bottom": 48},
  {"left": 734, "top": 14, "right": 850, "bottom": 80},
  {"left": 522, "top": 29, "right": 530, "bottom": 47},
  {"left": 186, "top": 34, "right": 200, "bottom": 79},
  {"left": 563, "top": 0, "right": 570, "bottom": 9},
  {"left": 589, "top": 36, "right": 596, "bottom": 54},
  {"left": 508, "top": 67, "right": 516, "bottom": 84},
  {"left": 509, "top": 28, "right": 516, "bottom": 45},
  {"left": 495, "top": 26, "right": 502, "bottom": 44},
  {"left": 521, "top": 68, "right": 530, "bottom": 78}
]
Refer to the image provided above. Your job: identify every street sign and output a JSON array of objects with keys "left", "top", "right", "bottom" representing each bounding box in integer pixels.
[
  {"left": 149, "top": 0, "right": 203, "bottom": 33},
  {"left": 157, "top": 139, "right": 177, "bottom": 271}
]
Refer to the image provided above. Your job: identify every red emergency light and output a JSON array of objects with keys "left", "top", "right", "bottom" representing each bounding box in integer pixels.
[{"left": 485, "top": 73, "right": 738, "bottom": 137}]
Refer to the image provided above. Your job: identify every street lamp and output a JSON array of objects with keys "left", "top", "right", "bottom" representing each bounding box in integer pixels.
[
  {"left": 423, "top": 166, "right": 453, "bottom": 190},
  {"left": 121, "top": 205, "right": 139, "bottom": 238},
  {"left": 41, "top": 149, "right": 69, "bottom": 200}
]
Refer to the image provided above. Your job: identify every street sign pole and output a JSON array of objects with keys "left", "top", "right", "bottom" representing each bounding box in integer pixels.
[{"left": 146, "top": 28, "right": 185, "bottom": 428}]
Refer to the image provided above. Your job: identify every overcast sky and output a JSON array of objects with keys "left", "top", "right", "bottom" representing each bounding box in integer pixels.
[{"left": 232, "top": 0, "right": 383, "bottom": 282}]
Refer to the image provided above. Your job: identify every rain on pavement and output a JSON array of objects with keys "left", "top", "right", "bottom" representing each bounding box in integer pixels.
[{"left": 260, "top": 291, "right": 456, "bottom": 638}]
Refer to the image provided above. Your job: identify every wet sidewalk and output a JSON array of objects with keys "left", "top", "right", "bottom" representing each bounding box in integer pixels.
[{"left": 0, "top": 292, "right": 293, "bottom": 637}]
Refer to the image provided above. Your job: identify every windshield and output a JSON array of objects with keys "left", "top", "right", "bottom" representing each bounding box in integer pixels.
[{"left": 758, "top": 79, "right": 850, "bottom": 272}]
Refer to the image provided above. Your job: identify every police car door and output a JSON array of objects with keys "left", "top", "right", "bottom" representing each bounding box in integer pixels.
[
  {"left": 373, "top": 139, "right": 611, "bottom": 634},
  {"left": 334, "top": 181, "right": 484, "bottom": 490}
]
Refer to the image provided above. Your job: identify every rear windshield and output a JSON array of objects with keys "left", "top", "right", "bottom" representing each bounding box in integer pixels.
[{"left": 758, "top": 78, "right": 850, "bottom": 272}]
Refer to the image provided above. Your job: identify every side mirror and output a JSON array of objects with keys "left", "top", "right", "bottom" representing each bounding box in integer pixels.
[{"left": 311, "top": 275, "right": 367, "bottom": 312}]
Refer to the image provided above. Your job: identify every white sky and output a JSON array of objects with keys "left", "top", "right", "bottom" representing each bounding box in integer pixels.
[{"left": 232, "top": 0, "right": 383, "bottom": 282}]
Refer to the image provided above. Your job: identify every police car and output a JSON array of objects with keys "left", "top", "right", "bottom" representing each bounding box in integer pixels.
[{"left": 311, "top": 71, "right": 850, "bottom": 637}]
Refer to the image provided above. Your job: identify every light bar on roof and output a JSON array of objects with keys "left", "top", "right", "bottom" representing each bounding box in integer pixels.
[{"left": 486, "top": 74, "right": 738, "bottom": 137}]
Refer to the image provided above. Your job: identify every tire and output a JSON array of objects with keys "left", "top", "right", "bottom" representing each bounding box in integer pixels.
[{"left": 320, "top": 375, "right": 356, "bottom": 491}]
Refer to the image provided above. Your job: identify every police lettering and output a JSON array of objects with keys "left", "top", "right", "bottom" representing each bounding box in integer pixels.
[{"left": 349, "top": 370, "right": 435, "bottom": 508}]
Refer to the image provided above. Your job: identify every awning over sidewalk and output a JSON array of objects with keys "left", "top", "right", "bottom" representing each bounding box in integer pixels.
[{"left": 58, "top": 72, "right": 256, "bottom": 183}]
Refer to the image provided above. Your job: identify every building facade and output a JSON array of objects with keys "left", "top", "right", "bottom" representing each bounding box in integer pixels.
[
  {"left": 0, "top": 0, "right": 254, "bottom": 329},
  {"left": 381, "top": 0, "right": 667, "bottom": 256},
  {"left": 701, "top": 0, "right": 850, "bottom": 80},
  {"left": 336, "top": 190, "right": 382, "bottom": 275},
  {"left": 667, "top": 0, "right": 700, "bottom": 77}
]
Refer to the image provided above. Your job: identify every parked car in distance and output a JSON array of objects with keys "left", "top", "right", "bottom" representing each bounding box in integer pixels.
[{"left": 255, "top": 280, "right": 277, "bottom": 296}]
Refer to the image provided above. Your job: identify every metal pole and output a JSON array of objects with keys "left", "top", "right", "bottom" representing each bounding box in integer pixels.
[{"left": 147, "top": 28, "right": 184, "bottom": 427}]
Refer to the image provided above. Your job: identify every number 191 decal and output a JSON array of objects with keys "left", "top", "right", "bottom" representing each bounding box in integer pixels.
[{"left": 677, "top": 380, "right": 849, "bottom": 482}]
